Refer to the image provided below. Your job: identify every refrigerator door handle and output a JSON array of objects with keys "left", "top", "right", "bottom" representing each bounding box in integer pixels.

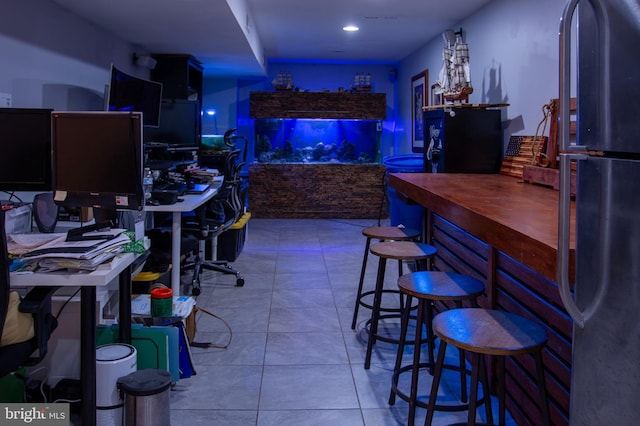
[
  {"left": 558, "top": 0, "right": 579, "bottom": 153},
  {"left": 558, "top": 153, "right": 587, "bottom": 328},
  {"left": 557, "top": 0, "right": 596, "bottom": 329}
]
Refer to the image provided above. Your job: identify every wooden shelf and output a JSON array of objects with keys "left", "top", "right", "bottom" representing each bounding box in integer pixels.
[{"left": 249, "top": 91, "right": 386, "bottom": 119}]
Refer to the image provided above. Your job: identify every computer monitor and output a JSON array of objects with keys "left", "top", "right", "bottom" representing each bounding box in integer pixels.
[
  {"left": 0, "top": 108, "right": 52, "bottom": 192},
  {"left": 51, "top": 111, "right": 144, "bottom": 211},
  {"left": 106, "top": 64, "right": 163, "bottom": 128},
  {"left": 143, "top": 99, "right": 200, "bottom": 150}
]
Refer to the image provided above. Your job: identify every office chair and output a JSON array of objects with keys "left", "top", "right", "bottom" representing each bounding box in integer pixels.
[
  {"left": 0, "top": 209, "right": 59, "bottom": 379},
  {"left": 182, "top": 131, "right": 247, "bottom": 294},
  {"left": 32, "top": 192, "right": 59, "bottom": 233}
]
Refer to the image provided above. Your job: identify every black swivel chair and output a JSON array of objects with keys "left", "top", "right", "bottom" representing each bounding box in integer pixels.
[
  {"left": 182, "top": 131, "right": 247, "bottom": 294},
  {"left": 0, "top": 209, "right": 59, "bottom": 379}
]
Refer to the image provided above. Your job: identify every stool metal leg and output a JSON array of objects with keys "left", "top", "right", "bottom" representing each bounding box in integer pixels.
[
  {"left": 463, "top": 353, "right": 493, "bottom": 426},
  {"left": 480, "top": 355, "right": 493, "bottom": 425},
  {"left": 425, "top": 340, "right": 447, "bottom": 426},
  {"left": 407, "top": 299, "right": 425, "bottom": 426},
  {"left": 535, "top": 351, "right": 551, "bottom": 426},
  {"left": 364, "top": 256, "right": 387, "bottom": 369},
  {"left": 352, "top": 237, "right": 372, "bottom": 330},
  {"left": 467, "top": 353, "right": 481, "bottom": 426},
  {"left": 498, "top": 356, "right": 505, "bottom": 426},
  {"left": 389, "top": 294, "right": 413, "bottom": 405},
  {"left": 454, "top": 301, "right": 468, "bottom": 404},
  {"left": 424, "top": 301, "right": 436, "bottom": 375}
]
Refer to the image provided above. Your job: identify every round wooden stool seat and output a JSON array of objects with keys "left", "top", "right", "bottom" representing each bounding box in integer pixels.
[
  {"left": 389, "top": 272, "right": 485, "bottom": 424},
  {"left": 433, "top": 308, "right": 548, "bottom": 355},
  {"left": 351, "top": 226, "right": 421, "bottom": 331},
  {"left": 362, "top": 241, "right": 437, "bottom": 370},
  {"left": 398, "top": 271, "right": 485, "bottom": 301},
  {"left": 370, "top": 241, "right": 437, "bottom": 261},
  {"left": 427, "top": 308, "right": 550, "bottom": 426},
  {"left": 362, "top": 225, "right": 421, "bottom": 241}
]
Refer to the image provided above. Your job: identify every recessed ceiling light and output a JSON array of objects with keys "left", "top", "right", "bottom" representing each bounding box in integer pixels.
[{"left": 343, "top": 25, "right": 359, "bottom": 32}]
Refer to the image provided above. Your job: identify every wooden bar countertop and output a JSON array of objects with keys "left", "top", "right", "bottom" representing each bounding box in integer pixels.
[{"left": 388, "top": 173, "right": 575, "bottom": 283}]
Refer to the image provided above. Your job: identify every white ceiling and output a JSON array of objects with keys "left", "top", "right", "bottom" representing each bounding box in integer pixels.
[{"left": 49, "top": 0, "right": 494, "bottom": 77}]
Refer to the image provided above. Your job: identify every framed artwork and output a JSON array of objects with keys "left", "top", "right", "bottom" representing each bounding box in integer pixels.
[{"left": 411, "top": 69, "right": 429, "bottom": 152}]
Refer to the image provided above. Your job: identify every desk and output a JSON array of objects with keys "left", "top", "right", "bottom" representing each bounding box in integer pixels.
[
  {"left": 11, "top": 252, "right": 141, "bottom": 426},
  {"left": 145, "top": 186, "right": 218, "bottom": 295}
]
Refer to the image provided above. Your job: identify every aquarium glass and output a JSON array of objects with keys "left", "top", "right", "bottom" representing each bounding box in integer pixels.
[{"left": 254, "top": 119, "right": 379, "bottom": 163}]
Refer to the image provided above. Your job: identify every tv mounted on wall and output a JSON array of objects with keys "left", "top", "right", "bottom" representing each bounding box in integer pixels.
[
  {"left": 0, "top": 108, "right": 53, "bottom": 192},
  {"left": 51, "top": 111, "right": 144, "bottom": 211},
  {"left": 106, "top": 64, "right": 163, "bottom": 127}
]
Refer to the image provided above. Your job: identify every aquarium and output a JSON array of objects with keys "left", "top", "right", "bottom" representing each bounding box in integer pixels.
[
  {"left": 201, "top": 134, "right": 226, "bottom": 154},
  {"left": 254, "top": 119, "right": 380, "bottom": 164}
]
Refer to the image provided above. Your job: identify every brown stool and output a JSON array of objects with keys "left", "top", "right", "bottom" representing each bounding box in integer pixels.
[
  {"left": 351, "top": 226, "right": 421, "bottom": 330},
  {"left": 364, "top": 241, "right": 436, "bottom": 369},
  {"left": 427, "top": 308, "right": 550, "bottom": 426},
  {"left": 389, "top": 271, "right": 485, "bottom": 426}
]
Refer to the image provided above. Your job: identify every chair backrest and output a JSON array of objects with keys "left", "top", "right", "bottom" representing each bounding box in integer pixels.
[{"left": 33, "top": 192, "right": 60, "bottom": 233}]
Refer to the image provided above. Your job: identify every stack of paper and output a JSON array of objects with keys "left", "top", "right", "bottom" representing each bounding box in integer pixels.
[{"left": 16, "top": 228, "right": 132, "bottom": 272}]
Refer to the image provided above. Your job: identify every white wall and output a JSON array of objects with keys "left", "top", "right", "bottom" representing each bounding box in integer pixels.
[
  {"left": 397, "top": 0, "right": 567, "bottom": 153},
  {"left": 1, "top": 0, "right": 148, "bottom": 110}
]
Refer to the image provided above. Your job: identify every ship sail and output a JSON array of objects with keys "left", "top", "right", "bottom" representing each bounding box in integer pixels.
[{"left": 433, "top": 33, "right": 473, "bottom": 102}]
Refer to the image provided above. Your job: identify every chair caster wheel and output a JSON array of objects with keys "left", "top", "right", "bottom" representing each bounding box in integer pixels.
[
  {"left": 192, "top": 287, "right": 201, "bottom": 296},
  {"left": 236, "top": 277, "right": 245, "bottom": 287}
]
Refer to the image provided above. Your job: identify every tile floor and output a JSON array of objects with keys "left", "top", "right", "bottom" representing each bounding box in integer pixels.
[{"left": 168, "top": 218, "right": 503, "bottom": 426}]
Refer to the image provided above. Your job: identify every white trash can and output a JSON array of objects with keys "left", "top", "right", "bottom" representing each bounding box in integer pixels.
[{"left": 96, "top": 344, "right": 137, "bottom": 426}]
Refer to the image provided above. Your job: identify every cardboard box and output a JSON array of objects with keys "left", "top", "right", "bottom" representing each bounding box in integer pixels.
[{"left": 57, "top": 206, "right": 94, "bottom": 222}]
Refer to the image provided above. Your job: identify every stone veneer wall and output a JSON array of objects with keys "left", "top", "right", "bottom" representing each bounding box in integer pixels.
[
  {"left": 248, "top": 163, "right": 388, "bottom": 219},
  {"left": 249, "top": 92, "right": 386, "bottom": 119}
]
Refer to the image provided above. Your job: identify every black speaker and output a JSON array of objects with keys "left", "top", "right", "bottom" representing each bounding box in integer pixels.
[{"left": 33, "top": 192, "right": 59, "bottom": 233}]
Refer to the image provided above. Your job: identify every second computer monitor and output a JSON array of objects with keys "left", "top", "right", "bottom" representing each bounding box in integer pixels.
[{"left": 51, "top": 111, "right": 144, "bottom": 211}]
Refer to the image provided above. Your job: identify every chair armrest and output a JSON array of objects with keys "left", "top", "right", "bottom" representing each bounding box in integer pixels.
[
  {"left": 18, "top": 286, "right": 60, "bottom": 364},
  {"left": 18, "top": 287, "right": 60, "bottom": 314}
]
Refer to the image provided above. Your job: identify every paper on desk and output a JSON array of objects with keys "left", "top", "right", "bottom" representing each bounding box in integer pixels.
[
  {"left": 21, "top": 231, "right": 131, "bottom": 260},
  {"left": 36, "top": 247, "right": 122, "bottom": 272},
  {"left": 8, "top": 233, "right": 67, "bottom": 255}
]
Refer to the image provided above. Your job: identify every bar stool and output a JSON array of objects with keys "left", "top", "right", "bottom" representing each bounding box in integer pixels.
[
  {"left": 427, "top": 308, "right": 550, "bottom": 426},
  {"left": 364, "top": 241, "right": 437, "bottom": 369},
  {"left": 388, "top": 271, "right": 485, "bottom": 425},
  {"left": 351, "top": 226, "right": 421, "bottom": 330}
]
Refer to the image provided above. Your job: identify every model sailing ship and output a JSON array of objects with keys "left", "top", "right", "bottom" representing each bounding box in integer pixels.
[{"left": 432, "top": 31, "right": 473, "bottom": 103}]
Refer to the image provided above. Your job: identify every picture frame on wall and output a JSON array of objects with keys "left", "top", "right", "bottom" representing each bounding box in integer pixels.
[{"left": 411, "top": 69, "right": 429, "bottom": 153}]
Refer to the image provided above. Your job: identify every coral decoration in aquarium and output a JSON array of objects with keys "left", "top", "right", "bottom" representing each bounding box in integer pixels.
[
  {"left": 254, "top": 119, "right": 379, "bottom": 164},
  {"left": 201, "top": 134, "right": 227, "bottom": 154}
]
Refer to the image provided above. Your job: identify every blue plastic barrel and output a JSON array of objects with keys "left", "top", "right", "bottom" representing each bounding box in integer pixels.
[{"left": 383, "top": 155, "right": 424, "bottom": 230}]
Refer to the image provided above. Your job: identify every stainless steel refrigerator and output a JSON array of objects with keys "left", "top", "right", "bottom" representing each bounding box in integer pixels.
[{"left": 557, "top": 0, "right": 640, "bottom": 424}]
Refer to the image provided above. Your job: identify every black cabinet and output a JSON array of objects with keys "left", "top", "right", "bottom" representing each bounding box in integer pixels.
[
  {"left": 151, "top": 55, "right": 203, "bottom": 103},
  {"left": 423, "top": 108, "right": 502, "bottom": 173}
]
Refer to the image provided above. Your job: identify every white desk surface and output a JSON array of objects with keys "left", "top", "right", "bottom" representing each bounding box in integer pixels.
[
  {"left": 141, "top": 185, "right": 219, "bottom": 295},
  {"left": 144, "top": 186, "right": 219, "bottom": 213},
  {"left": 10, "top": 252, "right": 138, "bottom": 288}
]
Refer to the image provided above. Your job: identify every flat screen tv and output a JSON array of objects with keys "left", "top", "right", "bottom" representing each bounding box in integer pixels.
[
  {"left": 143, "top": 99, "right": 200, "bottom": 150},
  {"left": 106, "top": 64, "right": 163, "bottom": 127},
  {"left": 51, "top": 111, "right": 144, "bottom": 211},
  {"left": 0, "top": 108, "right": 52, "bottom": 192}
]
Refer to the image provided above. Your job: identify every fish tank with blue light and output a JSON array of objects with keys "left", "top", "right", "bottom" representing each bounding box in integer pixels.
[{"left": 254, "top": 119, "right": 380, "bottom": 163}]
